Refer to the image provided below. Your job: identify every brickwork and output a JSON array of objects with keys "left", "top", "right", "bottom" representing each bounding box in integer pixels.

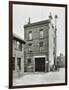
[{"left": 24, "top": 20, "right": 54, "bottom": 72}]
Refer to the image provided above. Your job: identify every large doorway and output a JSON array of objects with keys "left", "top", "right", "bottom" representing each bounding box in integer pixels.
[{"left": 35, "top": 57, "right": 45, "bottom": 72}]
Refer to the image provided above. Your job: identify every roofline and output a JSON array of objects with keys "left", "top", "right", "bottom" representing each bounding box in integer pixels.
[
  {"left": 13, "top": 34, "right": 26, "bottom": 44},
  {"left": 24, "top": 19, "right": 50, "bottom": 28}
]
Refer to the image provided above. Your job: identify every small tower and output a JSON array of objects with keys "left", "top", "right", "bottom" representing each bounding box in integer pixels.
[{"left": 28, "top": 17, "right": 31, "bottom": 24}]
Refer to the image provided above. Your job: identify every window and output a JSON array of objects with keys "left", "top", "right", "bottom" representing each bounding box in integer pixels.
[
  {"left": 28, "top": 47, "right": 32, "bottom": 52},
  {"left": 28, "top": 43, "right": 32, "bottom": 46},
  {"left": 17, "top": 41, "right": 22, "bottom": 51},
  {"left": 27, "top": 58, "right": 31, "bottom": 64},
  {"left": 29, "top": 31, "right": 32, "bottom": 40},
  {"left": 40, "top": 29, "right": 43, "bottom": 38},
  {"left": 13, "top": 57, "right": 15, "bottom": 70},
  {"left": 39, "top": 42, "right": 43, "bottom": 47},
  {"left": 39, "top": 42, "right": 43, "bottom": 51},
  {"left": 17, "top": 58, "right": 21, "bottom": 70},
  {"left": 17, "top": 41, "right": 20, "bottom": 49},
  {"left": 28, "top": 43, "right": 32, "bottom": 52}
]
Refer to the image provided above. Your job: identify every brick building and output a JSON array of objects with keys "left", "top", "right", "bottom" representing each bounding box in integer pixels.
[
  {"left": 24, "top": 16, "right": 57, "bottom": 72},
  {"left": 13, "top": 34, "right": 25, "bottom": 77}
]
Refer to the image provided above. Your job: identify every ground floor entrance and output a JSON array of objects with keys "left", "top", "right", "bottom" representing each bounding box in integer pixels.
[{"left": 35, "top": 57, "right": 45, "bottom": 72}]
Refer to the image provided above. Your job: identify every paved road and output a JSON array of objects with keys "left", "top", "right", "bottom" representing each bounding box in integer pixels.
[{"left": 13, "top": 68, "right": 65, "bottom": 86}]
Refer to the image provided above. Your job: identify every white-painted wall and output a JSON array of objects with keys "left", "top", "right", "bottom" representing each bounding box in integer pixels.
[{"left": 49, "top": 23, "right": 54, "bottom": 66}]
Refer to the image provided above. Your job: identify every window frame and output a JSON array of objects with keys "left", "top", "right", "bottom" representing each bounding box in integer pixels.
[
  {"left": 39, "top": 29, "right": 43, "bottom": 38},
  {"left": 17, "top": 57, "right": 21, "bottom": 70},
  {"left": 12, "top": 57, "right": 15, "bottom": 71},
  {"left": 16, "top": 41, "right": 22, "bottom": 51},
  {"left": 28, "top": 31, "right": 32, "bottom": 40}
]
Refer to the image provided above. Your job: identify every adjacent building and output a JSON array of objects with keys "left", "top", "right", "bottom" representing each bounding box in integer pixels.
[
  {"left": 24, "top": 15, "right": 57, "bottom": 72},
  {"left": 13, "top": 34, "right": 25, "bottom": 77},
  {"left": 57, "top": 53, "right": 65, "bottom": 68}
]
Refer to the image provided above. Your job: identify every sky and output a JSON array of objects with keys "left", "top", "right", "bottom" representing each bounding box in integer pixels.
[{"left": 13, "top": 4, "right": 65, "bottom": 56}]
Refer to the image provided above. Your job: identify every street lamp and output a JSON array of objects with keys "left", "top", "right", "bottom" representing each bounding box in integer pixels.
[
  {"left": 55, "top": 15, "right": 58, "bottom": 30},
  {"left": 49, "top": 12, "right": 53, "bottom": 22}
]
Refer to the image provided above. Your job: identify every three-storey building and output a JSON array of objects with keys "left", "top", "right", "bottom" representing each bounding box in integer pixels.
[{"left": 24, "top": 18, "right": 56, "bottom": 72}]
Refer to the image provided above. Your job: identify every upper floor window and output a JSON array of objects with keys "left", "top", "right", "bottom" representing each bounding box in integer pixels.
[
  {"left": 12, "top": 57, "right": 15, "bottom": 70},
  {"left": 28, "top": 47, "right": 32, "bottom": 52},
  {"left": 29, "top": 31, "right": 32, "bottom": 40},
  {"left": 17, "top": 58, "right": 21, "bottom": 70},
  {"left": 28, "top": 43, "right": 32, "bottom": 52},
  {"left": 39, "top": 42, "right": 43, "bottom": 51},
  {"left": 17, "top": 41, "right": 22, "bottom": 51},
  {"left": 27, "top": 58, "right": 31, "bottom": 64},
  {"left": 39, "top": 42, "right": 43, "bottom": 47},
  {"left": 28, "top": 43, "right": 32, "bottom": 46},
  {"left": 40, "top": 29, "right": 43, "bottom": 38}
]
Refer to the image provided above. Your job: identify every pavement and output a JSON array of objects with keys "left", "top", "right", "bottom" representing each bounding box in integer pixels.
[{"left": 13, "top": 68, "right": 65, "bottom": 86}]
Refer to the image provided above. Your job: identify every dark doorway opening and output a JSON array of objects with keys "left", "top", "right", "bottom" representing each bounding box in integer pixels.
[{"left": 35, "top": 57, "right": 45, "bottom": 72}]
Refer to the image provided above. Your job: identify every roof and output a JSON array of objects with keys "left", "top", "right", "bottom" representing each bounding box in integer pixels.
[
  {"left": 13, "top": 34, "right": 25, "bottom": 44},
  {"left": 24, "top": 19, "right": 50, "bottom": 28}
]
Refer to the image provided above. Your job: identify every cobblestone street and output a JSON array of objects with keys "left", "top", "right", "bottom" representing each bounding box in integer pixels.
[{"left": 13, "top": 68, "right": 65, "bottom": 86}]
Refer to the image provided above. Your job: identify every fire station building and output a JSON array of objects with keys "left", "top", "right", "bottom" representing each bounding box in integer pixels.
[{"left": 24, "top": 16, "right": 56, "bottom": 72}]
